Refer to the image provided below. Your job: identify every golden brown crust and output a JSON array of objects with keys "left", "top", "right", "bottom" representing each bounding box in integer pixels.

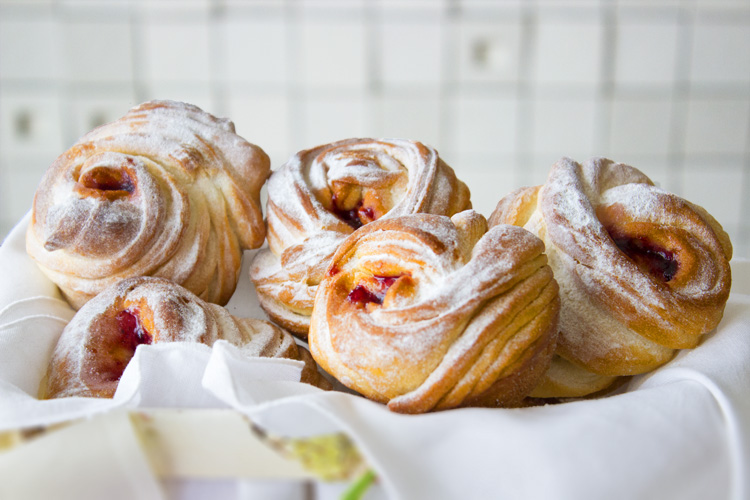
[
  {"left": 308, "top": 210, "right": 560, "bottom": 413},
  {"left": 489, "top": 157, "right": 733, "bottom": 397},
  {"left": 528, "top": 355, "right": 618, "bottom": 399},
  {"left": 250, "top": 138, "right": 472, "bottom": 339},
  {"left": 26, "top": 100, "right": 270, "bottom": 309},
  {"left": 43, "top": 276, "right": 329, "bottom": 399}
]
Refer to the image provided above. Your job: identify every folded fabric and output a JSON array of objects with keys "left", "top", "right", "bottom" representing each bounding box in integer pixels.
[
  {"left": 0, "top": 411, "right": 163, "bottom": 500},
  {"left": 204, "top": 296, "right": 750, "bottom": 500},
  {"left": 1, "top": 213, "right": 748, "bottom": 500}
]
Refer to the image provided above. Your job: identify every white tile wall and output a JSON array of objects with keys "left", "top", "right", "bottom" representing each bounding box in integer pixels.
[
  {"left": 300, "top": 94, "right": 371, "bottom": 148},
  {"left": 300, "top": 0, "right": 367, "bottom": 15},
  {"left": 378, "top": 0, "right": 447, "bottom": 18},
  {"left": 375, "top": 91, "right": 442, "bottom": 148},
  {"left": 452, "top": 92, "right": 519, "bottom": 156},
  {"left": 65, "top": 89, "right": 138, "bottom": 144},
  {"left": 531, "top": 96, "right": 599, "bottom": 158},
  {"left": 0, "top": 18, "right": 62, "bottom": 80},
  {"left": 299, "top": 21, "right": 368, "bottom": 89},
  {"left": 3, "top": 155, "right": 52, "bottom": 224},
  {"left": 609, "top": 97, "right": 673, "bottom": 156},
  {"left": 456, "top": 20, "right": 523, "bottom": 84},
  {"left": 379, "top": 22, "right": 444, "bottom": 87},
  {"left": 62, "top": 21, "right": 134, "bottom": 83},
  {"left": 227, "top": 93, "right": 292, "bottom": 168},
  {"left": 135, "top": 0, "right": 212, "bottom": 17},
  {"left": 0, "top": 88, "right": 65, "bottom": 157},
  {"left": 684, "top": 98, "right": 750, "bottom": 156},
  {"left": 532, "top": 16, "right": 603, "bottom": 87},
  {"left": 681, "top": 161, "right": 745, "bottom": 240},
  {"left": 221, "top": 18, "right": 289, "bottom": 85},
  {"left": 140, "top": 84, "right": 217, "bottom": 116},
  {"left": 614, "top": 19, "right": 680, "bottom": 87},
  {"left": 142, "top": 21, "right": 212, "bottom": 83},
  {"left": 611, "top": 154, "right": 678, "bottom": 194},
  {"left": 454, "top": 162, "right": 518, "bottom": 217},
  {"left": 1, "top": 0, "right": 749, "bottom": 260},
  {"left": 690, "top": 22, "right": 750, "bottom": 85}
]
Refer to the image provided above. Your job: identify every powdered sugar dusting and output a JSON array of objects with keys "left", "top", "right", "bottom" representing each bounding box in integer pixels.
[
  {"left": 252, "top": 138, "right": 471, "bottom": 336},
  {"left": 500, "top": 156, "right": 732, "bottom": 384},
  {"left": 308, "top": 211, "right": 558, "bottom": 412},
  {"left": 27, "top": 100, "right": 269, "bottom": 309},
  {"left": 44, "top": 276, "right": 318, "bottom": 398}
]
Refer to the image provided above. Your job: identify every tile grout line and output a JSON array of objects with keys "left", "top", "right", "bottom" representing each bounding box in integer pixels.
[
  {"left": 0, "top": 1, "right": 748, "bottom": 254},
  {"left": 596, "top": 0, "right": 616, "bottom": 156},
  {"left": 515, "top": 1, "right": 536, "bottom": 187},
  {"left": 667, "top": 2, "right": 694, "bottom": 197}
]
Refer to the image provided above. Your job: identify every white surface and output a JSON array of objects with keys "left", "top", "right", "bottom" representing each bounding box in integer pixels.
[
  {"left": 684, "top": 98, "right": 750, "bottom": 156},
  {"left": 63, "top": 21, "right": 133, "bottom": 83},
  {"left": 3, "top": 3, "right": 750, "bottom": 257},
  {"left": 0, "top": 18, "right": 63, "bottom": 81},
  {"left": 0, "top": 412, "right": 163, "bottom": 500},
  {"left": 614, "top": 19, "right": 680, "bottom": 87},
  {"left": 690, "top": 22, "right": 750, "bottom": 84},
  {"left": 300, "top": 21, "right": 368, "bottom": 89},
  {"left": 379, "top": 22, "right": 444, "bottom": 86},
  {"left": 142, "top": 21, "right": 212, "bottom": 84},
  {"left": 221, "top": 18, "right": 289, "bottom": 85},
  {"left": 532, "top": 18, "right": 602, "bottom": 86},
  {"left": 609, "top": 97, "right": 672, "bottom": 156},
  {"left": 1, "top": 213, "right": 749, "bottom": 500}
]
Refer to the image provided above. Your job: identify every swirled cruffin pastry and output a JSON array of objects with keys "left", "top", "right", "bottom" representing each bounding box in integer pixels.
[
  {"left": 43, "top": 276, "right": 329, "bottom": 399},
  {"left": 26, "top": 100, "right": 270, "bottom": 309},
  {"left": 250, "top": 138, "right": 472, "bottom": 339},
  {"left": 309, "top": 210, "right": 560, "bottom": 414},
  {"left": 489, "top": 157, "right": 733, "bottom": 398}
]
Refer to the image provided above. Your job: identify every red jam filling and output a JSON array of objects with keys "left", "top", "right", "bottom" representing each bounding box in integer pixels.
[
  {"left": 105, "top": 309, "right": 152, "bottom": 382},
  {"left": 347, "top": 275, "right": 399, "bottom": 306},
  {"left": 359, "top": 205, "right": 375, "bottom": 222},
  {"left": 82, "top": 168, "right": 135, "bottom": 193},
  {"left": 117, "top": 308, "right": 152, "bottom": 348},
  {"left": 610, "top": 234, "right": 678, "bottom": 282},
  {"left": 330, "top": 192, "right": 376, "bottom": 230}
]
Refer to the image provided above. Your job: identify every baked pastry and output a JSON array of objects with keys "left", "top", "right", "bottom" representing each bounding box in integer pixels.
[
  {"left": 43, "top": 276, "right": 329, "bottom": 399},
  {"left": 250, "top": 138, "right": 472, "bottom": 338},
  {"left": 26, "top": 100, "right": 270, "bottom": 309},
  {"left": 489, "top": 157, "right": 733, "bottom": 398},
  {"left": 308, "top": 210, "right": 560, "bottom": 413}
]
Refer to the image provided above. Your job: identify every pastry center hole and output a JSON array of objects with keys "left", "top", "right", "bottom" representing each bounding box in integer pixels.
[
  {"left": 330, "top": 192, "right": 375, "bottom": 230},
  {"left": 80, "top": 167, "right": 135, "bottom": 193}
]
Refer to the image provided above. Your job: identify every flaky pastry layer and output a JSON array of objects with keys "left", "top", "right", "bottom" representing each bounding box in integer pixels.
[
  {"left": 27, "top": 100, "right": 270, "bottom": 309},
  {"left": 250, "top": 138, "right": 471, "bottom": 338},
  {"left": 309, "top": 211, "right": 560, "bottom": 413},
  {"left": 43, "top": 276, "right": 329, "bottom": 399},
  {"left": 489, "top": 157, "right": 732, "bottom": 397}
]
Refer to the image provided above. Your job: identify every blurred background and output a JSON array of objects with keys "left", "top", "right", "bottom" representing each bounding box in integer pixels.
[{"left": 1, "top": 0, "right": 749, "bottom": 258}]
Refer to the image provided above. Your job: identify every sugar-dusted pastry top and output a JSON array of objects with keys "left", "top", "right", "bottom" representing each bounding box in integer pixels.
[
  {"left": 26, "top": 100, "right": 270, "bottom": 309},
  {"left": 308, "top": 210, "right": 560, "bottom": 413},
  {"left": 250, "top": 138, "right": 472, "bottom": 338},
  {"left": 43, "top": 276, "right": 329, "bottom": 399},
  {"left": 489, "top": 157, "right": 733, "bottom": 398}
]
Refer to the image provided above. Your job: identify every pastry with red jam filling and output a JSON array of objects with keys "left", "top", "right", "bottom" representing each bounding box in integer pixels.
[
  {"left": 43, "top": 276, "right": 330, "bottom": 399},
  {"left": 309, "top": 211, "right": 560, "bottom": 413},
  {"left": 26, "top": 100, "right": 270, "bottom": 309},
  {"left": 250, "top": 138, "right": 472, "bottom": 339},
  {"left": 489, "top": 157, "right": 733, "bottom": 398}
]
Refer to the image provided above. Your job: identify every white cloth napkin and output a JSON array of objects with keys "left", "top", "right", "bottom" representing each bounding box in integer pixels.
[{"left": 2, "top": 212, "right": 749, "bottom": 500}]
